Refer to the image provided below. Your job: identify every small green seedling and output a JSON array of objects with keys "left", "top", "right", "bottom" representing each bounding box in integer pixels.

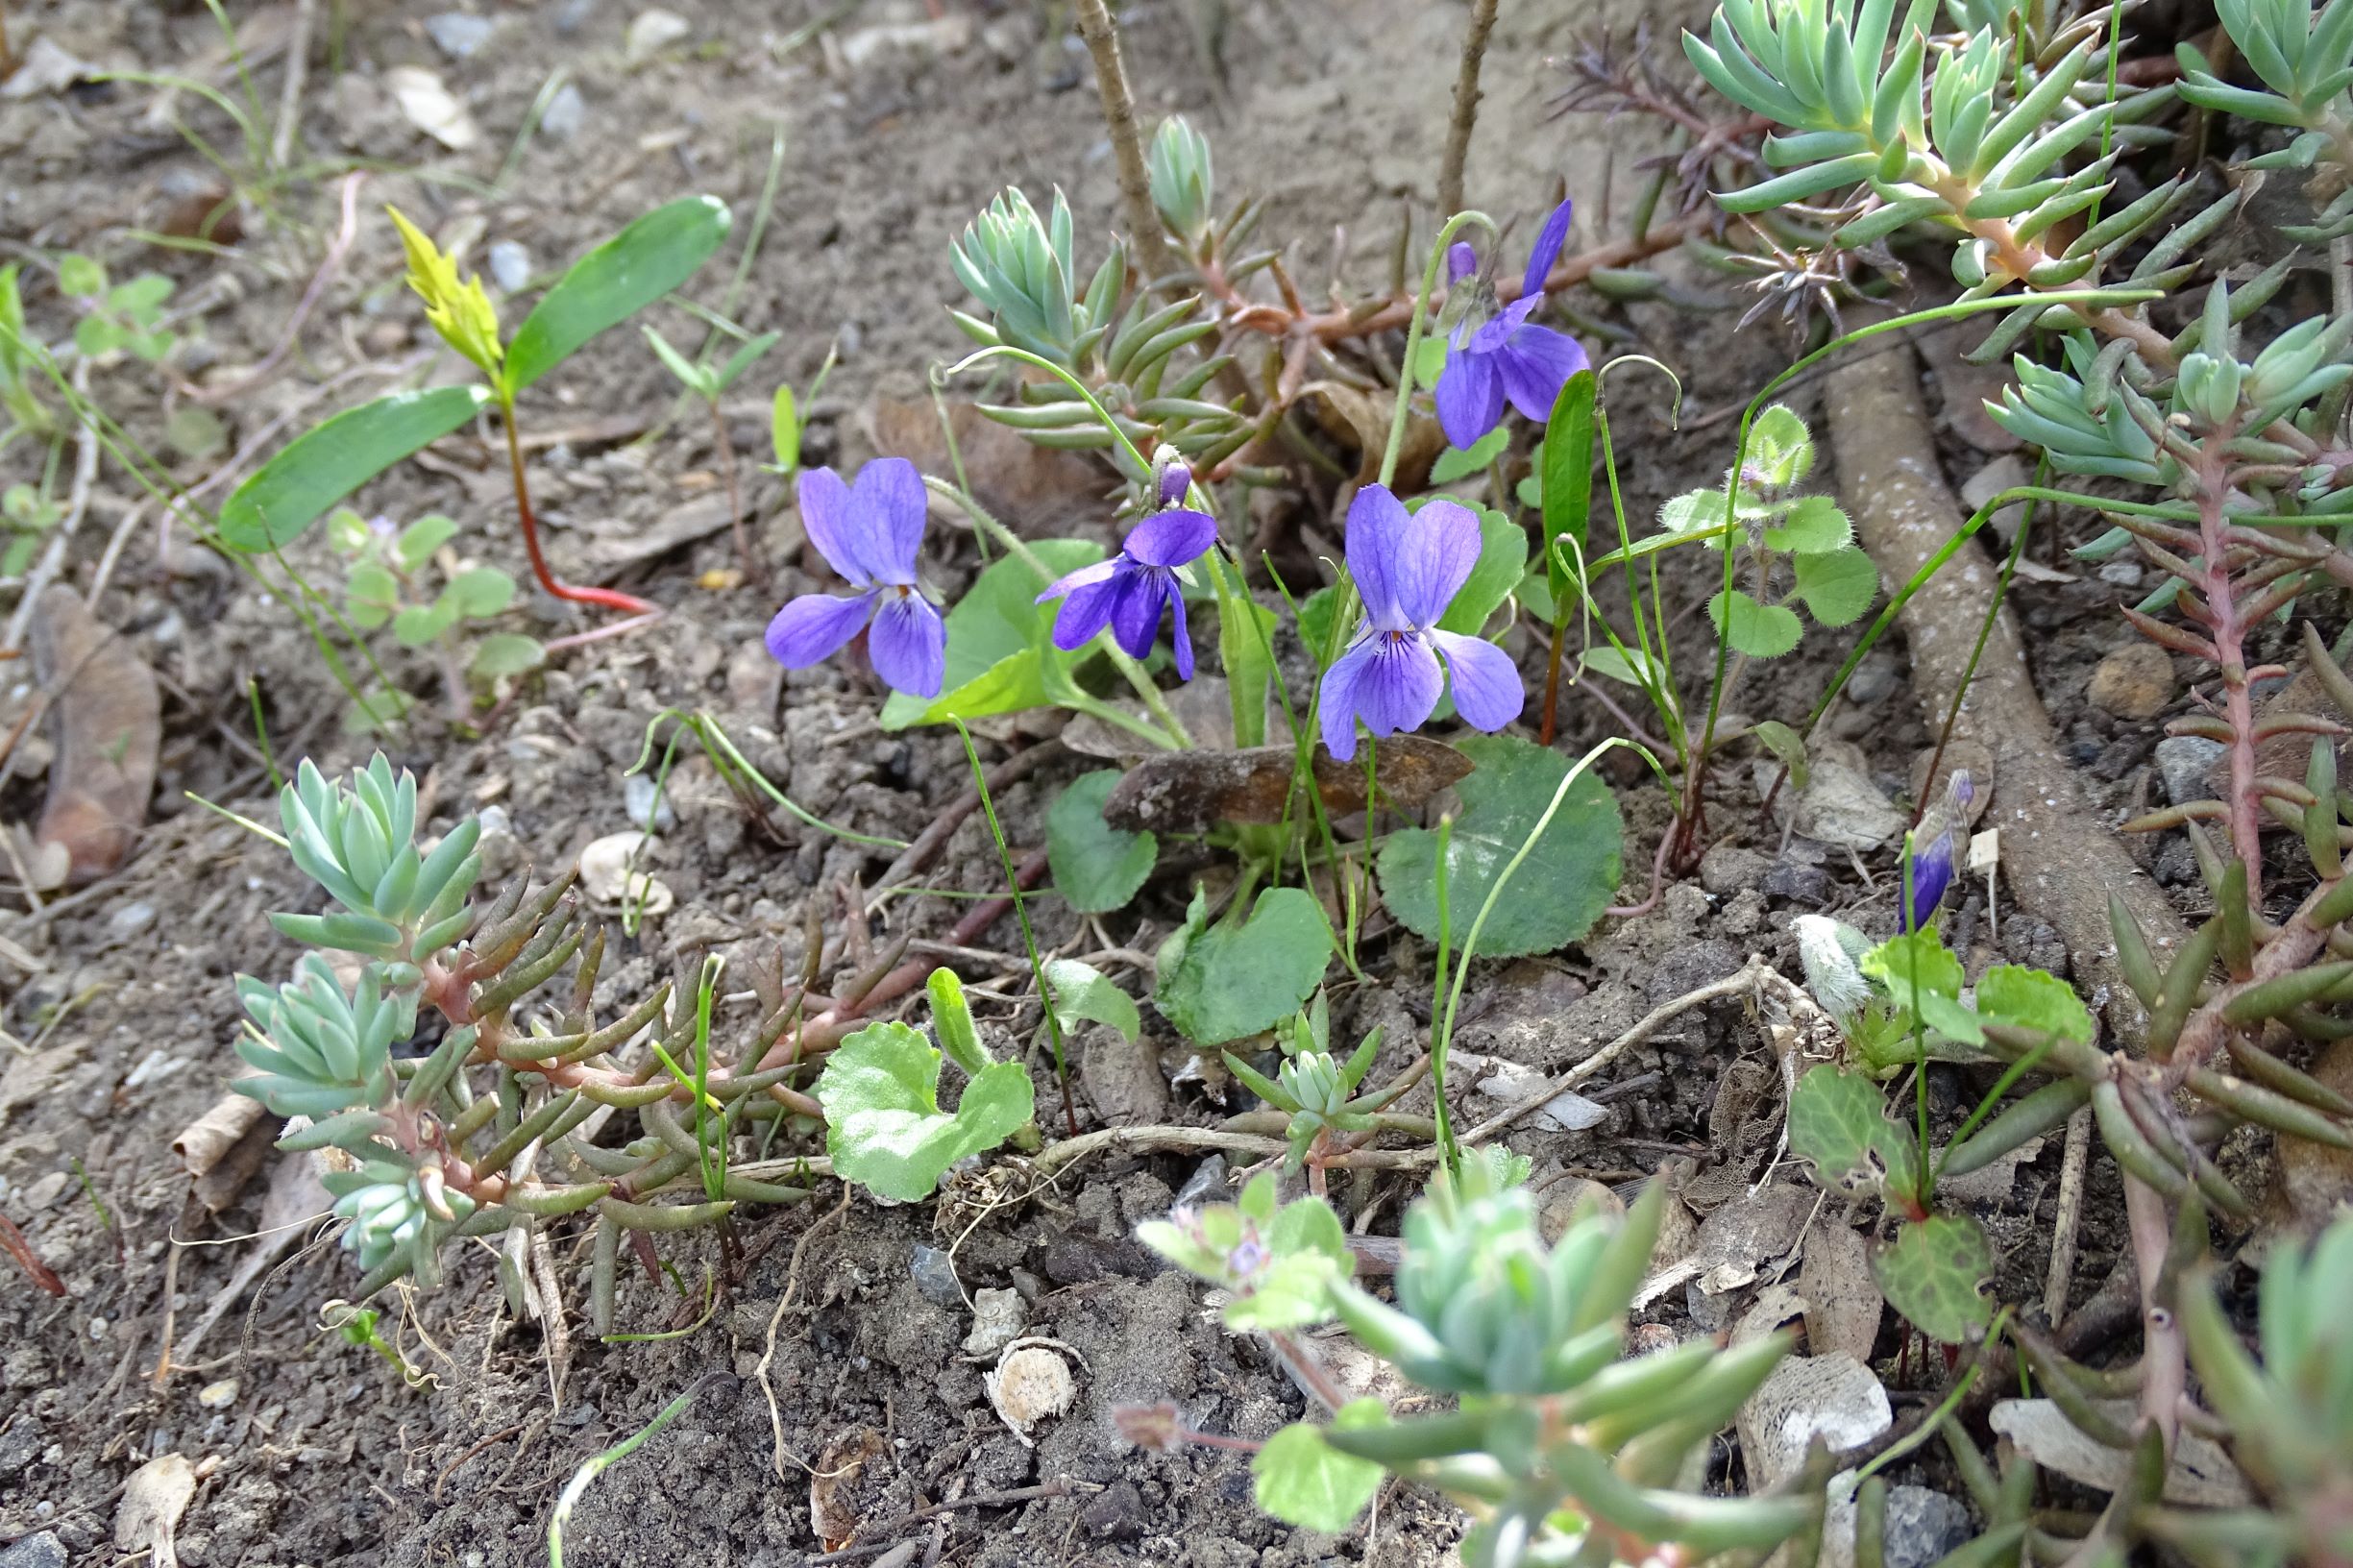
[
  {"left": 645, "top": 321, "right": 778, "bottom": 580},
  {"left": 2, "top": 482, "right": 62, "bottom": 578},
  {"left": 812, "top": 968, "right": 1037, "bottom": 1203},
  {"left": 327, "top": 508, "right": 544, "bottom": 731},
  {"left": 1223, "top": 992, "right": 1388, "bottom": 1185},
  {"left": 58, "top": 253, "right": 178, "bottom": 364},
  {"left": 319, "top": 1299, "right": 435, "bottom": 1390},
  {"left": 220, "top": 197, "right": 734, "bottom": 620}
]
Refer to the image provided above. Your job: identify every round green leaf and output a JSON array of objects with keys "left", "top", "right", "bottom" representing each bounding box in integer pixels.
[
  {"left": 1708, "top": 588, "right": 1804, "bottom": 657},
  {"left": 1155, "top": 887, "right": 1334, "bottom": 1046},
  {"left": 1041, "top": 958, "right": 1141, "bottom": 1042},
  {"left": 470, "top": 634, "right": 546, "bottom": 678},
  {"left": 815, "top": 1020, "right": 1036, "bottom": 1203},
  {"left": 1793, "top": 546, "right": 1878, "bottom": 626},
  {"left": 1873, "top": 1213, "right": 1993, "bottom": 1343},
  {"left": 1378, "top": 733, "right": 1624, "bottom": 959},
  {"left": 1253, "top": 1404, "right": 1387, "bottom": 1532},
  {"left": 503, "top": 196, "right": 733, "bottom": 393},
  {"left": 443, "top": 565, "right": 517, "bottom": 618},
  {"left": 220, "top": 388, "right": 493, "bottom": 551},
  {"left": 1046, "top": 771, "right": 1157, "bottom": 915}
]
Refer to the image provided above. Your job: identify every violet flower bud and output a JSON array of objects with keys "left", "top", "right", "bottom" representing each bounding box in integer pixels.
[{"left": 1446, "top": 240, "right": 1479, "bottom": 285}]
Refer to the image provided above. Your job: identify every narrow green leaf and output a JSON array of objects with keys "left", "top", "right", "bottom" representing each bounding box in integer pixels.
[
  {"left": 220, "top": 388, "right": 493, "bottom": 551},
  {"left": 1542, "top": 369, "right": 1597, "bottom": 606},
  {"left": 503, "top": 196, "right": 733, "bottom": 393}
]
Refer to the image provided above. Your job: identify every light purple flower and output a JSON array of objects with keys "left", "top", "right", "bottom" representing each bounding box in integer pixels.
[
  {"left": 1035, "top": 508, "right": 1217, "bottom": 678},
  {"left": 765, "top": 459, "right": 946, "bottom": 698},
  {"left": 1435, "top": 197, "right": 1593, "bottom": 450},
  {"left": 1903, "top": 771, "right": 1975, "bottom": 930},
  {"left": 1318, "top": 486, "right": 1523, "bottom": 761}
]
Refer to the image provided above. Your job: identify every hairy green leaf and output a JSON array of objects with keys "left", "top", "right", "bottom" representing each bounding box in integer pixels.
[
  {"left": 1253, "top": 1404, "right": 1388, "bottom": 1531},
  {"left": 1874, "top": 1213, "right": 1993, "bottom": 1342}
]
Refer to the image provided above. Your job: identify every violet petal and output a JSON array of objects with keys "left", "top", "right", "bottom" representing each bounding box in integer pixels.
[
  {"left": 766, "top": 590, "right": 876, "bottom": 668},
  {"left": 1317, "top": 627, "right": 1382, "bottom": 761},
  {"left": 1123, "top": 508, "right": 1217, "bottom": 568},
  {"left": 1167, "top": 579, "right": 1195, "bottom": 680},
  {"left": 1523, "top": 196, "right": 1576, "bottom": 299},
  {"left": 1108, "top": 566, "right": 1168, "bottom": 659},
  {"left": 868, "top": 590, "right": 946, "bottom": 698},
  {"left": 1343, "top": 484, "right": 1412, "bottom": 629},
  {"left": 795, "top": 467, "right": 873, "bottom": 586},
  {"left": 1497, "top": 326, "right": 1591, "bottom": 423},
  {"left": 1430, "top": 629, "right": 1525, "bottom": 733},
  {"left": 1352, "top": 630, "right": 1446, "bottom": 740},
  {"left": 1385, "top": 498, "right": 1483, "bottom": 630},
  {"left": 852, "top": 456, "right": 928, "bottom": 586},
  {"left": 1049, "top": 566, "right": 1123, "bottom": 653},
  {"left": 1436, "top": 344, "right": 1507, "bottom": 451}
]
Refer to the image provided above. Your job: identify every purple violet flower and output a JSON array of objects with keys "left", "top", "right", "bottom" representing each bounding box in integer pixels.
[
  {"left": 1903, "top": 771, "right": 1976, "bottom": 930},
  {"left": 1035, "top": 507, "right": 1217, "bottom": 678},
  {"left": 764, "top": 458, "right": 945, "bottom": 698},
  {"left": 1318, "top": 485, "right": 1523, "bottom": 761},
  {"left": 1435, "top": 197, "right": 1593, "bottom": 450}
]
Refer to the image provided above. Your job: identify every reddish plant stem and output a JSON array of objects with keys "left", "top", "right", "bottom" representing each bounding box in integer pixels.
[
  {"left": 2121, "top": 1173, "right": 2184, "bottom": 1458},
  {"left": 1539, "top": 618, "right": 1568, "bottom": 747},
  {"left": 500, "top": 401, "right": 661, "bottom": 619},
  {"left": 2186, "top": 446, "right": 2267, "bottom": 893}
]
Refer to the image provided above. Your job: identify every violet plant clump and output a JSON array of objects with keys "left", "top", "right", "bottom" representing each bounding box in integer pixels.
[{"left": 764, "top": 457, "right": 947, "bottom": 698}]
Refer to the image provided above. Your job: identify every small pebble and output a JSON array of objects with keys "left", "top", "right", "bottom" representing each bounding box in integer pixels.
[
  {"left": 962, "top": 1286, "right": 1023, "bottom": 1357},
  {"left": 1172, "top": 1154, "right": 1227, "bottom": 1212},
  {"left": 551, "top": 0, "right": 600, "bottom": 34},
  {"left": 107, "top": 900, "right": 157, "bottom": 939},
  {"left": 2086, "top": 642, "right": 2173, "bottom": 721},
  {"left": 1845, "top": 652, "right": 1900, "bottom": 706},
  {"left": 488, "top": 240, "right": 530, "bottom": 295},
  {"left": 1960, "top": 454, "right": 2031, "bottom": 538},
  {"left": 910, "top": 1244, "right": 964, "bottom": 1308},
  {"left": 623, "top": 773, "right": 677, "bottom": 833},
  {"left": 2154, "top": 735, "right": 2227, "bottom": 807},
  {"left": 425, "top": 12, "right": 497, "bottom": 58},
  {"left": 2097, "top": 559, "right": 2145, "bottom": 588},
  {"left": 540, "top": 82, "right": 585, "bottom": 141},
  {"left": 197, "top": 1379, "right": 238, "bottom": 1409},
  {"left": 0, "top": 1531, "right": 66, "bottom": 1568}
]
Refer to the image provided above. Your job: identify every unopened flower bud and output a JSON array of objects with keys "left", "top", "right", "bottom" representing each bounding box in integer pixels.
[
  {"left": 1446, "top": 241, "right": 1479, "bottom": 285},
  {"left": 1153, "top": 448, "right": 1192, "bottom": 509}
]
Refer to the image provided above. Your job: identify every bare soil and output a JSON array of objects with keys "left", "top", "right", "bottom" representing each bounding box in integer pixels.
[{"left": 0, "top": 0, "right": 2242, "bottom": 1563}]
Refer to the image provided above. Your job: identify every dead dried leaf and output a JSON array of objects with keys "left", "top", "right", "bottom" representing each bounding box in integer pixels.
[
  {"left": 385, "top": 65, "right": 480, "bottom": 150},
  {"left": 1799, "top": 1220, "right": 1883, "bottom": 1363},
  {"left": 115, "top": 1454, "right": 197, "bottom": 1568},
  {"left": 1737, "top": 1353, "right": 1892, "bottom": 1488},
  {"left": 1103, "top": 736, "right": 1472, "bottom": 833},
  {"left": 809, "top": 1427, "right": 887, "bottom": 1547},
  {"left": 31, "top": 587, "right": 160, "bottom": 884},
  {"left": 172, "top": 1088, "right": 268, "bottom": 1180},
  {"left": 1990, "top": 1399, "right": 2250, "bottom": 1506},
  {"left": 862, "top": 400, "right": 1110, "bottom": 532},
  {"left": 1452, "top": 1050, "right": 1606, "bottom": 1132},
  {"left": 1, "top": 37, "right": 101, "bottom": 98}
]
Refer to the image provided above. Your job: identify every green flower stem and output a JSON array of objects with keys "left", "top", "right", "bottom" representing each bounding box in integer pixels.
[
  {"left": 1433, "top": 738, "right": 1638, "bottom": 1172},
  {"left": 919, "top": 475, "right": 1192, "bottom": 749},
  {"left": 1380, "top": 209, "right": 1495, "bottom": 489},
  {"left": 549, "top": 1374, "right": 723, "bottom": 1568}
]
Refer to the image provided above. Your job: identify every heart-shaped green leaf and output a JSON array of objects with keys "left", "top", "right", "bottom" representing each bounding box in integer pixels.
[
  {"left": 1046, "top": 771, "right": 1156, "bottom": 914},
  {"left": 1793, "top": 546, "right": 1877, "bottom": 625},
  {"left": 1789, "top": 1063, "right": 1920, "bottom": 1203},
  {"left": 1378, "top": 734, "right": 1623, "bottom": 959},
  {"left": 1155, "top": 886, "right": 1333, "bottom": 1046},
  {"left": 1874, "top": 1213, "right": 1993, "bottom": 1343},
  {"left": 221, "top": 387, "right": 493, "bottom": 551},
  {"left": 1708, "top": 588, "right": 1803, "bottom": 657},
  {"left": 1435, "top": 505, "right": 1530, "bottom": 636},
  {"left": 503, "top": 196, "right": 732, "bottom": 393}
]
